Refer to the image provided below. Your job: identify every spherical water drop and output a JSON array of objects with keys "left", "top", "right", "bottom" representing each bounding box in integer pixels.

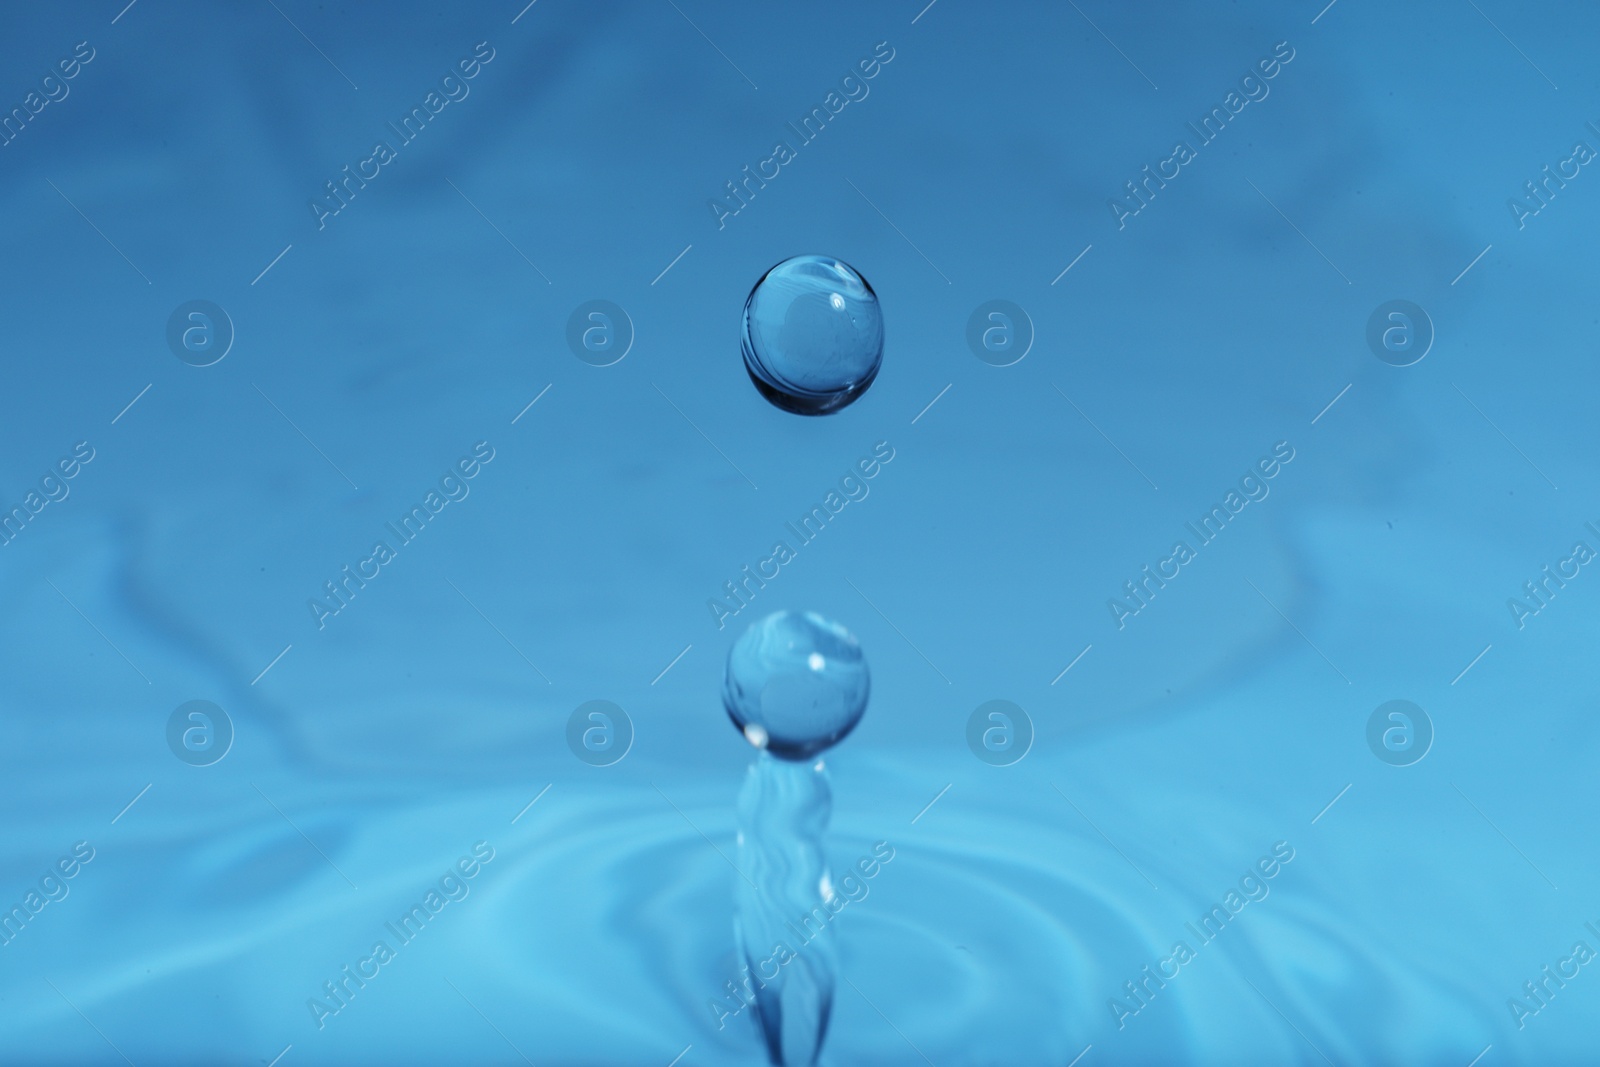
[
  {"left": 723, "top": 610, "right": 870, "bottom": 759},
  {"left": 741, "top": 255, "right": 883, "bottom": 416}
]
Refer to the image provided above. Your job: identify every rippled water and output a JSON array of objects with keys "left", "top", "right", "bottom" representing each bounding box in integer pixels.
[{"left": 2, "top": 1, "right": 1598, "bottom": 1064}]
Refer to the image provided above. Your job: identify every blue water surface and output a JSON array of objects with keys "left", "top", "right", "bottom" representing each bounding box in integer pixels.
[{"left": 2, "top": 1, "right": 1599, "bottom": 1064}]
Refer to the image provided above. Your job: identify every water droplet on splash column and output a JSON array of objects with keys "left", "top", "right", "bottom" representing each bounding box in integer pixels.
[
  {"left": 741, "top": 255, "right": 883, "bottom": 415},
  {"left": 724, "top": 610, "right": 870, "bottom": 759}
]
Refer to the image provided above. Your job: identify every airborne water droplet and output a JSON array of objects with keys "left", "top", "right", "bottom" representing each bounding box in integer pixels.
[
  {"left": 741, "top": 255, "right": 884, "bottom": 416},
  {"left": 723, "top": 610, "right": 870, "bottom": 760}
]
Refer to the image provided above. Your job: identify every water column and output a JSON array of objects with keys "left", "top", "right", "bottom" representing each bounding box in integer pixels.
[{"left": 723, "top": 610, "right": 870, "bottom": 1066}]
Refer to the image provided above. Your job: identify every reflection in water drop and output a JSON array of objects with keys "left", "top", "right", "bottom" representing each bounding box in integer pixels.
[
  {"left": 723, "top": 611, "right": 869, "bottom": 760},
  {"left": 741, "top": 255, "right": 884, "bottom": 416}
]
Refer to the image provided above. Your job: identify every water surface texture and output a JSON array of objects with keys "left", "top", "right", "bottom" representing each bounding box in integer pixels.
[{"left": 2, "top": 2, "right": 1598, "bottom": 1064}]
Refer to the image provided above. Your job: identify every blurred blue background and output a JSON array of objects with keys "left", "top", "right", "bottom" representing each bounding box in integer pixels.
[{"left": 2, "top": 0, "right": 1599, "bottom": 1063}]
